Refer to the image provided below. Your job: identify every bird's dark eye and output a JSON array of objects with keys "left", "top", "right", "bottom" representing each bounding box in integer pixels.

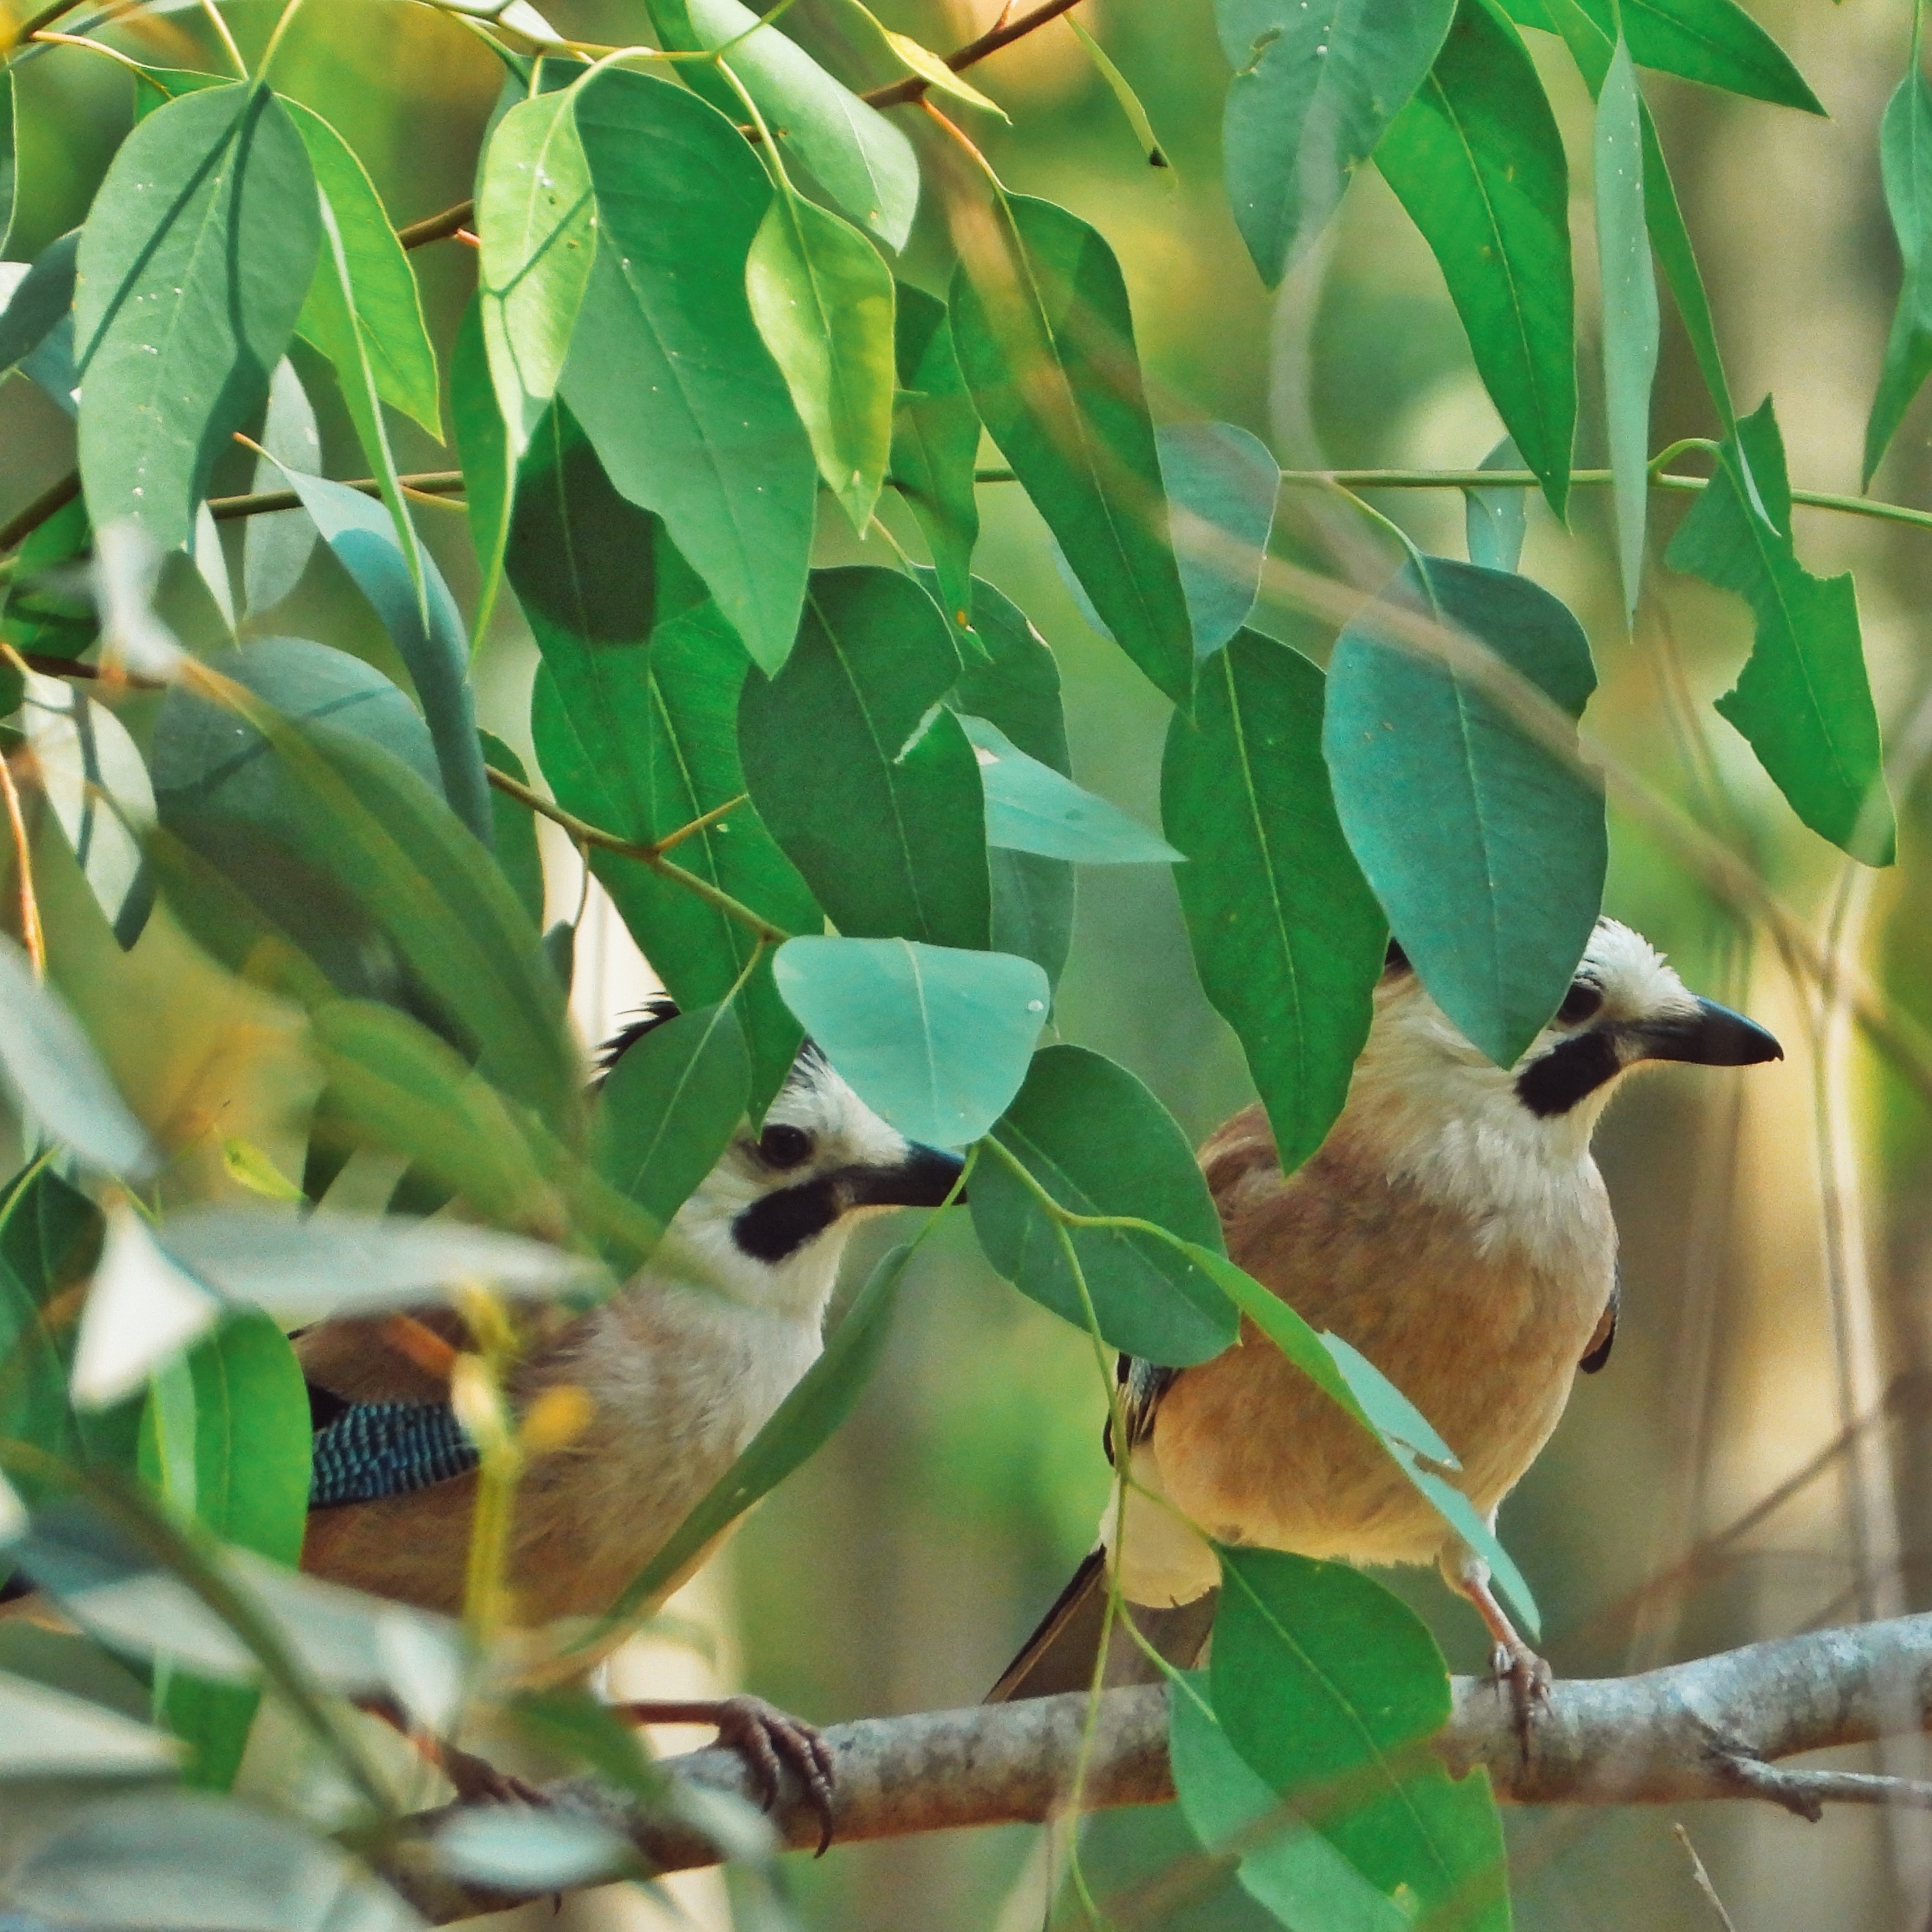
[
  {"left": 1556, "top": 981, "right": 1604, "bottom": 1027},
  {"left": 758, "top": 1123, "right": 813, "bottom": 1170}
]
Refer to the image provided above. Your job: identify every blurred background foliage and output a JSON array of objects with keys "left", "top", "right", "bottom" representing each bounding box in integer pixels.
[{"left": 9, "top": 0, "right": 1932, "bottom": 1926}]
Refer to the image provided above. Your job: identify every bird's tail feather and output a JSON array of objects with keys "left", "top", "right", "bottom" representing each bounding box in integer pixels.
[{"left": 987, "top": 1550, "right": 1219, "bottom": 1702}]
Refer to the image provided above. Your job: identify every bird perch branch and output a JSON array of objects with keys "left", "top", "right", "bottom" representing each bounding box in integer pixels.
[{"left": 381, "top": 1613, "right": 1932, "bottom": 1923}]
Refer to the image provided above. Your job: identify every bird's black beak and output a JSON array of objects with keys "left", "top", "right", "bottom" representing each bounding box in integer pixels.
[
  {"left": 1635, "top": 998, "right": 1783, "bottom": 1068},
  {"left": 848, "top": 1144, "right": 967, "bottom": 1209}
]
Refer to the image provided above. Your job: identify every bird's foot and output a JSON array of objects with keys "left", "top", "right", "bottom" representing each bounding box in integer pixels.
[
  {"left": 437, "top": 1738, "right": 548, "bottom": 1808},
  {"left": 614, "top": 1695, "right": 837, "bottom": 1855},
  {"left": 1488, "top": 1639, "right": 1553, "bottom": 1753}
]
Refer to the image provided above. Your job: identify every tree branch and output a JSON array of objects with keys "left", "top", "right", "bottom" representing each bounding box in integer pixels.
[
  {"left": 863, "top": 0, "right": 1088, "bottom": 108},
  {"left": 379, "top": 1614, "right": 1932, "bottom": 1922}
]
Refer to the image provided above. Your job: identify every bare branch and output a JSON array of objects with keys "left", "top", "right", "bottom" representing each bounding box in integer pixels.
[{"left": 380, "top": 1614, "right": 1932, "bottom": 1923}]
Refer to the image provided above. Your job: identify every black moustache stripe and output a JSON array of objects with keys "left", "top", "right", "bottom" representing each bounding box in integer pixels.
[
  {"left": 1515, "top": 1028, "right": 1624, "bottom": 1117},
  {"left": 732, "top": 1179, "right": 844, "bottom": 1263}
]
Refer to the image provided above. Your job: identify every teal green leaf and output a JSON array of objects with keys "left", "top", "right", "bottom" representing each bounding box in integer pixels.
[
  {"left": 1865, "top": 67, "right": 1932, "bottom": 483},
  {"left": 261, "top": 462, "right": 491, "bottom": 847},
  {"left": 1665, "top": 399, "right": 1894, "bottom": 865},
  {"left": 1213, "top": 1550, "right": 1511, "bottom": 1932},
  {"left": 477, "top": 85, "right": 595, "bottom": 455},
  {"left": 1067, "top": 15, "right": 1169, "bottom": 169},
  {"left": 590, "top": 1239, "right": 913, "bottom": 1638},
  {"left": 971, "top": 1044, "right": 1235, "bottom": 1366},
  {"left": 138, "top": 1313, "right": 309, "bottom": 1791},
  {"left": 1464, "top": 433, "right": 1528, "bottom": 573},
  {"left": 660, "top": 0, "right": 918, "bottom": 250},
  {"left": 1596, "top": 39, "right": 1659, "bottom": 619},
  {"left": 1163, "top": 632, "right": 1384, "bottom": 1174},
  {"left": 562, "top": 67, "right": 815, "bottom": 676},
  {"left": 746, "top": 192, "right": 896, "bottom": 533},
  {"left": 1171, "top": 1680, "right": 1414, "bottom": 1932},
  {"left": 739, "top": 566, "right": 991, "bottom": 949},
  {"left": 595, "top": 1004, "right": 751, "bottom": 1226},
  {"left": 0, "top": 229, "right": 78, "bottom": 380},
  {"left": 452, "top": 292, "right": 514, "bottom": 648},
  {"left": 480, "top": 732, "right": 543, "bottom": 926},
  {"left": 773, "top": 937, "right": 1046, "bottom": 1147},
  {"left": 74, "top": 85, "right": 320, "bottom": 551},
  {"left": 0, "top": 70, "right": 14, "bottom": 256},
  {"left": 510, "top": 402, "right": 817, "bottom": 1113},
  {"left": 1323, "top": 554, "right": 1606, "bottom": 1066},
  {"left": 950, "top": 195, "right": 1195, "bottom": 706},
  {"left": 241, "top": 359, "right": 321, "bottom": 618},
  {"left": 1159, "top": 422, "right": 1279, "bottom": 657},
  {"left": 1218, "top": 0, "right": 1456, "bottom": 284},
  {"left": 1562, "top": 0, "right": 1821, "bottom": 114},
  {"left": 962, "top": 714, "right": 1179, "bottom": 864},
  {"left": 1376, "top": 0, "right": 1575, "bottom": 519},
  {"left": 941, "top": 574, "right": 1074, "bottom": 987},
  {"left": 891, "top": 286, "right": 981, "bottom": 629},
  {"left": 284, "top": 99, "right": 440, "bottom": 438}
]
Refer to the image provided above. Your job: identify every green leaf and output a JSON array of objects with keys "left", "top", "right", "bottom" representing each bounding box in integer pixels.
[
  {"left": 480, "top": 732, "right": 543, "bottom": 926},
  {"left": 589, "top": 1238, "right": 913, "bottom": 1638},
  {"left": 950, "top": 195, "right": 1195, "bottom": 706},
  {"left": 1595, "top": 39, "right": 1659, "bottom": 619},
  {"left": 1213, "top": 1550, "right": 1511, "bottom": 1932},
  {"left": 891, "top": 289, "right": 982, "bottom": 631},
  {"left": 0, "top": 1167, "right": 143, "bottom": 1520},
  {"left": 962, "top": 714, "right": 1179, "bottom": 864},
  {"left": 284, "top": 99, "right": 439, "bottom": 438},
  {"left": 739, "top": 565, "right": 991, "bottom": 949},
  {"left": 2, "top": 498, "right": 94, "bottom": 662},
  {"left": 478, "top": 84, "right": 595, "bottom": 456},
  {"left": 562, "top": 67, "right": 815, "bottom": 676},
  {"left": 1067, "top": 15, "right": 1170, "bottom": 169},
  {"left": 970, "top": 1044, "right": 1235, "bottom": 1366},
  {"left": 151, "top": 645, "right": 577, "bottom": 1127},
  {"left": 773, "top": 936, "right": 1046, "bottom": 1147},
  {"left": 1159, "top": 423, "right": 1279, "bottom": 658},
  {"left": 1562, "top": 0, "right": 1821, "bottom": 114},
  {"left": 1664, "top": 399, "right": 1895, "bottom": 865},
  {"left": 1323, "top": 554, "right": 1606, "bottom": 1066},
  {"left": 510, "top": 402, "right": 817, "bottom": 1113},
  {"left": 664, "top": 0, "right": 918, "bottom": 250},
  {"left": 0, "top": 943, "right": 158, "bottom": 1181},
  {"left": 1866, "top": 67, "right": 1932, "bottom": 483},
  {"left": 74, "top": 86, "right": 321, "bottom": 551},
  {"left": 258, "top": 462, "right": 491, "bottom": 847},
  {"left": 452, "top": 292, "right": 514, "bottom": 648},
  {"left": 1218, "top": 0, "right": 1456, "bottom": 284},
  {"left": 595, "top": 1003, "right": 751, "bottom": 1226},
  {"left": 0, "top": 69, "right": 15, "bottom": 256},
  {"left": 941, "top": 574, "right": 1075, "bottom": 988},
  {"left": 1163, "top": 632, "right": 1384, "bottom": 1174},
  {"left": 1376, "top": 0, "right": 1575, "bottom": 520},
  {"left": 240, "top": 359, "right": 320, "bottom": 618},
  {"left": 746, "top": 192, "right": 896, "bottom": 532},
  {"left": 1170, "top": 1679, "right": 1414, "bottom": 1932},
  {"left": 138, "top": 1313, "right": 310, "bottom": 1791},
  {"left": 1464, "top": 433, "right": 1528, "bottom": 573},
  {"left": 0, "top": 229, "right": 79, "bottom": 380}
]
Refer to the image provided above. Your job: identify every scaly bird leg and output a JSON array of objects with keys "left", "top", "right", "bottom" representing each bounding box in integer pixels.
[
  {"left": 614, "top": 1695, "right": 837, "bottom": 1854},
  {"left": 1444, "top": 1556, "right": 1552, "bottom": 1753},
  {"left": 358, "top": 1698, "right": 546, "bottom": 1806}
]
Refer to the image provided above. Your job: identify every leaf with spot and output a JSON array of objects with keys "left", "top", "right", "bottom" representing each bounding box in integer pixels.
[
  {"left": 562, "top": 67, "right": 815, "bottom": 675},
  {"left": 1665, "top": 398, "right": 1894, "bottom": 865},
  {"left": 951, "top": 195, "right": 1195, "bottom": 706},
  {"left": 1323, "top": 554, "right": 1606, "bottom": 1066},
  {"left": 74, "top": 86, "right": 320, "bottom": 550},
  {"left": 739, "top": 566, "right": 990, "bottom": 950},
  {"left": 964, "top": 714, "right": 1179, "bottom": 865},
  {"left": 971, "top": 1044, "right": 1235, "bottom": 1366},
  {"left": 1376, "top": 0, "right": 1574, "bottom": 519},
  {"left": 1464, "top": 434, "right": 1528, "bottom": 574},
  {"left": 1164, "top": 632, "right": 1384, "bottom": 1174}
]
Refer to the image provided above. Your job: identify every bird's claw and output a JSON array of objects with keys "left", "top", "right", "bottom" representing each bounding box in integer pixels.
[
  {"left": 1488, "top": 1640, "right": 1553, "bottom": 1753},
  {"left": 708, "top": 1694, "right": 839, "bottom": 1855},
  {"left": 439, "top": 1739, "right": 548, "bottom": 1808}
]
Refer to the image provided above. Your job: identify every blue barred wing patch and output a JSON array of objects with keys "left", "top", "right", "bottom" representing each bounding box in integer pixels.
[{"left": 310, "top": 1400, "right": 479, "bottom": 1509}]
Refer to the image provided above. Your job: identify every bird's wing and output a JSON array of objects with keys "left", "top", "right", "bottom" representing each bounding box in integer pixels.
[
  {"left": 1579, "top": 1283, "right": 1618, "bottom": 1373},
  {"left": 294, "top": 1308, "right": 468, "bottom": 1405}
]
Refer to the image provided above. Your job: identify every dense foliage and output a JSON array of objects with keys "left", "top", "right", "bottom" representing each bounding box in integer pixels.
[{"left": 0, "top": 0, "right": 1910, "bottom": 1925}]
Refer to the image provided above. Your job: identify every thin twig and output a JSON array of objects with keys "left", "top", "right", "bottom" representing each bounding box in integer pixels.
[
  {"left": 0, "top": 752, "right": 45, "bottom": 975},
  {"left": 397, "top": 199, "right": 476, "bottom": 250},
  {"left": 0, "top": 473, "right": 80, "bottom": 554},
  {"left": 1672, "top": 1824, "right": 1742, "bottom": 1932},
  {"left": 863, "top": 0, "right": 1087, "bottom": 108},
  {"left": 209, "top": 472, "right": 465, "bottom": 522}
]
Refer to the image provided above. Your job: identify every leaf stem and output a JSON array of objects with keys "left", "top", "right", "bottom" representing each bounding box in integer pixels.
[
  {"left": 397, "top": 198, "right": 475, "bottom": 249},
  {"left": 194, "top": 0, "right": 247, "bottom": 78},
  {"left": 481, "top": 763, "right": 788, "bottom": 944},
  {"left": 0, "top": 747, "right": 45, "bottom": 975},
  {"left": 8, "top": 0, "right": 90, "bottom": 48},
  {"left": 863, "top": 0, "right": 1088, "bottom": 108}
]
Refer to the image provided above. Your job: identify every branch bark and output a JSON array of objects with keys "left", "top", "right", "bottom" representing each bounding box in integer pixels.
[{"left": 380, "top": 1614, "right": 1932, "bottom": 1923}]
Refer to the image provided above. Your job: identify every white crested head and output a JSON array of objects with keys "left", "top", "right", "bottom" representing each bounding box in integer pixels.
[
  {"left": 601, "top": 1010, "right": 963, "bottom": 1319},
  {"left": 1334, "top": 918, "right": 1779, "bottom": 1257}
]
